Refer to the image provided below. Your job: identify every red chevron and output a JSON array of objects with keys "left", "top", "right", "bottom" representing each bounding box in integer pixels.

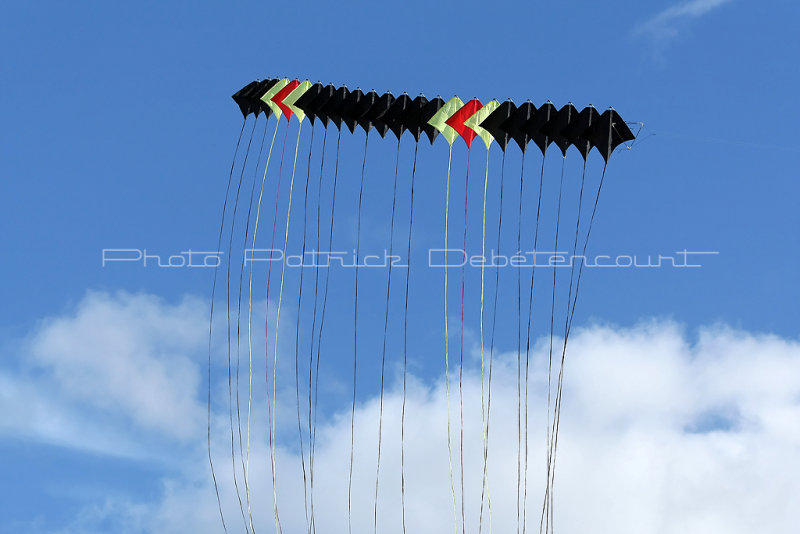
[
  {"left": 445, "top": 98, "right": 482, "bottom": 148},
  {"left": 271, "top": 79, "right": 301, "bottom": 119}
]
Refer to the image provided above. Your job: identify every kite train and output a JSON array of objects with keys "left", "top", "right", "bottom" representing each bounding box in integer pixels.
[
  {"left": 208, "top": 77, "right": 638, "bottom": 534},
  {"left": 231, "top": 78, "right": 634, "bottom": 159}
]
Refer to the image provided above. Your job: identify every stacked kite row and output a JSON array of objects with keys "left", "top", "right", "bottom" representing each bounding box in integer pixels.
[{"left": 233, "top": 78, "right": 635, "bottom": 161}]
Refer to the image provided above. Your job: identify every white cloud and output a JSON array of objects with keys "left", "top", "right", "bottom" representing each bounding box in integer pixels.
[
  {"left": 636, "top": 0, "right": 733, "bottom": 41},
  {"left": 30, "top": 291, "right": 207, "bottom": 440},
  {"left": 5, "top": 291, "right": 800, "bottom": 533},
  {"left": 1, "top": 291, "right": 227, "bottom": 456}
]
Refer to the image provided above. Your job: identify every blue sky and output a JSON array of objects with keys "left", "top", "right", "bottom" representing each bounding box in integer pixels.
[{"left": 2, "top": 1, "right": 800, "bottom": 533}]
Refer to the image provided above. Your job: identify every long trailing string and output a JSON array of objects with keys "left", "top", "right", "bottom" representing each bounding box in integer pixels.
[
  {"left": 401, "top": 142, "right": 419, "bottom": 534},
  {"left": 547, "top": 161, "right": 608, "bottom": 534},
  {"left": 239, "top": 117, "right": 270, "bottom": 534},
  {"left": 307, "top": 126, "right": 330, "bottom": 534},
  {"left": 349, "top": 130, "right": 370, "bottom": 534},
  {"left": 374, "top": 135, "right": 402, "bottom": 534},
  {"left": 443, "top": 143, "right": 458, "bottom": 534},
  {"left": 247, "top": 117, "right": 281, "bottom": 533},
  {"left": 539, "top": 156, "right": 566, "bottom": 534},
  {"left": 209, "top": 117, "right": 246, "bottom": 534},
  {"left": 477, "top": 147, "right": 490, "bottom": 534},
  {"left": 480, "top": 150, "right": 505, "bottom": 534},
  {"left": 543, "top": 157, "right": 586, "bottom": 534},
  {"left": 565, "top": 164, "right": 609, "bottom": 369},
  {"left": 270, "top": 120, "right": 304, "bottom": 534},
  {"left": 265, "top": 119, "right": 292, "bottom": 534},
  {"left": 221, "top": 111, "right": 611, "bottom": 534},
  {"left": 294, "top": 123, "right": 315, "bottom": 533},
  {"left": 226, "top": 117, "right": 258, "bottom": 534},
  {"left": 516, "top": 150, "right": 527, "bottom": 534},
  {"left": 459, "top": 144, "right": 473, "bottom": 534},
  {"left": 522, "top": 154, "right": 546, "bottom": 534},
  {"left": 310, "top": 127, "right": 341, "bottom": 534}
]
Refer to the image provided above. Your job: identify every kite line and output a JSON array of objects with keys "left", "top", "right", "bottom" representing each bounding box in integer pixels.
[{"left": 209, "top": 77, "right": 637, "bottom": 534}]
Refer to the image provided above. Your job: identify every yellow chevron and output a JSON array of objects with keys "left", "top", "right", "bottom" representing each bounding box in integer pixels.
[
  {"left": 283, "top": 80, "right": 312, "bottom": 123},
  {"left": 260, "top": 78, "right": 289, "bottom": 119},
  {"left": 428, "top": 96, "right": 464, "bottom": 146},
  {"left": 465, "top": 100, "right": 500, "bottom": 150}
]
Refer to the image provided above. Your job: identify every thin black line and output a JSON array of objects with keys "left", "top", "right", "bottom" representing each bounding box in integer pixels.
[
  {"left": 208, "top": 117, "right": 246, "bottom": 534},
  {"left": 539, "top": 156, "right": 565, "bottom": 534},
  {"left": 307, "top": 128, "right": 328, "bottom": 497},
  {"left": 225, "top": 117, "right": 258, "bottom": 532},
  {"left": 545, "top": 159, "right": 587, "bottom": 534},
  {"left": 375, "top": 136, "right": 402, "bottom": 534},
  {"left": 522, "top": 153, "right": 546, "bottom": 534},
  {"left": 566, "top": 164, "right": 607, "bottom": 335},
  {"left": 480, "top": 150, "right": 506, "bottom": 531},
  {"left": 307, "top": 127, "right": 328, "bottom": 534},
  {"left": 349, "top": 131, "right": 370, "bottom": 534},
  {"left": 226, "top": 117, "right": 258, "bottom": 534},
  {"left": 401, "top": 142, "right": 419, "bottom": 534},
  {"left": 237, "top": 116, "right": 268, "bottom": 534},
  {"left": 516, "top": 151, "right": 526, "bottom": 534},
  {"left": 310, "top": 127, "right": 341, "bottom": 534},
  {"left": 548, "top": 164, "right": 608, "bottom": 534},
  {"left": 295, "top": 124, "right": 315, "bottom": 533}
]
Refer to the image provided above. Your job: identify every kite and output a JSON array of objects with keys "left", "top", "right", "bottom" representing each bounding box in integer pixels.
[{"left": 208, "top": 77, "right": 637, "bottom": 534}]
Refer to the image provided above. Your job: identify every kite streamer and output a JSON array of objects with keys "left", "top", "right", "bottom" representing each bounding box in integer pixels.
[
  {"left": 310, "top": 127, "right": 341, "bottom": 534},
  {"left": 206, "top": 76, "right": 637, "bottom": 534},
  {"left": 208, "top": 118, "right": 245, "bottom": 534},
  {"left": 240, "top": 118, "right": 268, "bottom": 533},
  {"left": 225, "top": 117, "right": 257, "bottom": 534},
  {"left": 293, "top": 123, "right": 314, "bottom": 531},
  {"left": 481, "top": 150, "right": 507, "bottom": 534},
  {"left": 375, "top": 136, "right": 403, "bottom": 533},
  {"left": 349, "top": 131, "right": 370, "bottom": 534},
  {"left": 401, "top": 141, "right": 419, "bottom": 534}
]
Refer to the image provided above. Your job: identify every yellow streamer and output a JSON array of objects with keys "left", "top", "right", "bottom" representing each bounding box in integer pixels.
[
  {"left": 443, "top": 144, "right": 457, "bottom": 534},
  {"left": 270, "top": 121, "right": 303, "bottom": 533},
  {"left": 479, "top": 147, "right": 493, "bottom": 534},
  {"left": 246, "top": 119, "right": 280, "bottom": 533}
]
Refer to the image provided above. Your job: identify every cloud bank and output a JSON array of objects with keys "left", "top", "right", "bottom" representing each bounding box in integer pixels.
[
  {"left": 2, "top": 291, "right": 210, "bottom": 457},
  {"left": 3, "top": 291, "right": 799, "bottom": 533}
]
